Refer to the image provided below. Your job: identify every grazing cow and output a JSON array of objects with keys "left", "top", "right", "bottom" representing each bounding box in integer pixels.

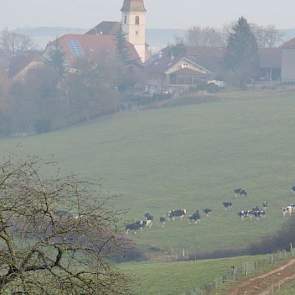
[
  {"left": 282, "top": 205, "right": 295, "bottom": 216},
  {"left": 125, "top": 221, "right": 144, "bottom": 234},
  {"left": 223, "top": 202, "right": 232, "bottom": 209},
  {"left": 144, "top": 213, "right": 154, "bottom": 221},
  {"left": 239, "top": 210, "right": 251, "bottom": 219},
  {"left": 189, "top": 210, "right": 201, "bottom": 224},
  {"left": 160, "top": 217, "right": 166, "bottom": 226},
  {"left": 240, "top": 190, "right": 248, "bottom": 197},
  {"left": 250, "top": 207, "right": 266, "bottom": 218},
  {"left": 168, "top": 209, "right": 187, "bottom": 220},
  {"left": 239, "top": 207, "right": 265, "bottom": 219},
  {"left": 125, "top": 219, "right": 153, "bottom": 234},
  {"left": 203, "top": 208, "right": 212, "bottom": 216},
  {"left": 234, "top": 188, "right": 248, "bottom": 197},
  {"left": 234, "top": 188, "right": 242, "bottom": 197}
]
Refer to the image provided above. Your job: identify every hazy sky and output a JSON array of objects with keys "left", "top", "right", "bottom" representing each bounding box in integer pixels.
[{"left": 1, "top": 0, "right": 295, "bottom": 30}]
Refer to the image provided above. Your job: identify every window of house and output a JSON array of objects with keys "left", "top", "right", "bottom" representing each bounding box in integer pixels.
[
  {"left": 124, "top": 16, "right": 127, "bottom": 24},
  {"left": 135, "top": 16, "right": 140, "bottom": 25},
  {"left": 181, "top": 63, "right": 189, "bottom": 69},
  {"left": 136, "top": 31, "right": 139, "bottom": 36}
]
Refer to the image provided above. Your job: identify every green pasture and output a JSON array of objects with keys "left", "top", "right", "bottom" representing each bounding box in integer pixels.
[
  {"left": 1, "top": 89, "right": 295, "bottom": 253},
  {"left": 275, "top": 282, "right": 295, "bottom": 295},
  {"left": 120, "top": 255, "right": 267, "bottom": 295}
]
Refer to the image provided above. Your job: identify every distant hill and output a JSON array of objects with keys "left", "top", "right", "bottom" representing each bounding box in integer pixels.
[
  {"left": 281, "top": 29, "right": 295, "bottom": 42},
  {"left": 15, "top": 27, "right": 186, "bottom": 51}
]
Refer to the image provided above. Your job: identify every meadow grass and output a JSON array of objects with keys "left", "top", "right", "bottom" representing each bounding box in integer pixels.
[
  {"left": 274, "top": 282, "right": 295, "bottom": 294},
  {"left": 119, "top": 255, "right": 267, "bottom": 295},
  {"left": 1, "top": 89, "right": 295, "bottom": 253}
]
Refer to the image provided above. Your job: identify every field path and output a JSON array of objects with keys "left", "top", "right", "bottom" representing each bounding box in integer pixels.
[{"left": 228, "top": 259, "right": 295, "bottom": 295}]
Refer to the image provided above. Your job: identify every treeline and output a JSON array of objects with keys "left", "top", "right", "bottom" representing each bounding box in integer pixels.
[
  {"left": 186, "top": 22, "right": 282, "bottom": 49},
  {"left": 170, "top": 17, "right": 280, "bottom": 88},
  {"left": 0, "top": 30, "right": 140, "bottom": 137}
]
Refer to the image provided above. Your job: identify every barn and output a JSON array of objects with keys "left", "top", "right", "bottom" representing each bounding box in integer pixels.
[{"left": 281, "top": 38, "right": 295, "bottom": 83}]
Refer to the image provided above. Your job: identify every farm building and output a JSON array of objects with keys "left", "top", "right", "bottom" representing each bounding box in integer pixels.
[
  {"left": 144, "top": 46, "right": 282, "bottom": 93},
  {"left": 281, "top": 38, "right": 295, "bottom": 83}
]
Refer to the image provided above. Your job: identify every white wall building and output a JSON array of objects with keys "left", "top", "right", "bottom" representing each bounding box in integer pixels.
[{"left": 121, "top": 0, "right": 147, "bottom": 63}]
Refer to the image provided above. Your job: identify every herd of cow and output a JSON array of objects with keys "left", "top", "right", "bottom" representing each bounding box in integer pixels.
[{"left": 125, "top": 186, "right": 295, "bottom": 234}]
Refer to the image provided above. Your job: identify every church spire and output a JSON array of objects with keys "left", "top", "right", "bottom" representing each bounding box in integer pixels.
[
  {"left": 121, "top": 0, "right": 147, "bottom": 63},
  {"left": 121, "top": 0, "right": 146, "bottom": 12}
]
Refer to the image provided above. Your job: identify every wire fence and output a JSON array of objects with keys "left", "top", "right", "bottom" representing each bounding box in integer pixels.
[{"left": 183, "top": 247, "right": 295, "bottom": 295}]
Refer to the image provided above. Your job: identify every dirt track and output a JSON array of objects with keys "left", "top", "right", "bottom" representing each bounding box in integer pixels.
[{"left": 228, "top": 259, "right": 295, "bottom": 295}]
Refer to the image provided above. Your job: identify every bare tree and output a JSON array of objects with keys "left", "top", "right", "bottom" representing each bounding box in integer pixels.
[
  {"left": 0, "top": 29, "right": 34, "bottom": 59},
  {"left": 186, "top": 26, "right": 226, "bottom": 48},
  {"left": 250, "top": 24, "right": 283, "bottom": 48},
  {"left": 0, "top": 158, "right": 130, "bottom": 294}
]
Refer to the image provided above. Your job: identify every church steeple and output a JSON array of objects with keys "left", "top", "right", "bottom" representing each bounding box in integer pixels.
[
  {"left": 121, "top": 0, "right": 147, "bottom": 63},
  {"left": 121, "top": 0, "right": 146, "bottom": 12}
]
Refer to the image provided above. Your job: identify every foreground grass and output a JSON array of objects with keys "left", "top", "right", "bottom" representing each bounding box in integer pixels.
[
  {"left": 120, "top": 255, "right": 267, "bottom": 295},
  {"left": 275, "top": 281, "right": 295, "bottom": 294},
  {"left": 1, "top": 89, "right": 295, "bottom": 254}
]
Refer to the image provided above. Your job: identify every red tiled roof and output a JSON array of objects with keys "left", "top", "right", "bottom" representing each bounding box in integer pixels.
[
  {"left": 47, "top": 34, "right": 140, "bottom": 66},
  {"left": 86, "top": 21, "right": 121, "bottom": 36}
]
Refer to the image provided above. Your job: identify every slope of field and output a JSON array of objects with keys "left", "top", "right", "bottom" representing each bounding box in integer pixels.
[
  {"left": 1, "top": 89, "right": 295, "bottom": 254},
  {"left": 229, "top": 259, "right": 295, "bottom": 295},
  {"left": 120, "top": 256, "right": 260, "bottom": 295},
  {"left": 275, "top": 282, "right": 295, "bottom": 294}
]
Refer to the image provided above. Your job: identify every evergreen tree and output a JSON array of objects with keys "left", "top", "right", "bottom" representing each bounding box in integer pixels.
[
  {"left": 224, "top": 17, "right": 259, "bottom": 87},
  {"left": 45, "top": 39, "right": 65, "bottom": 76},
  {"left": 116, "top": 29, "right": 132, "bottom": 65}
]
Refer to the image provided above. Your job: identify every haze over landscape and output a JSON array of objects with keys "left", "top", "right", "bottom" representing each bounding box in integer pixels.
[
  {"left": 1, "top": 0, "right": 295, "bottom": 30},
  {"left": 2, "top": 0, "right": 295, "bottom": 294}
]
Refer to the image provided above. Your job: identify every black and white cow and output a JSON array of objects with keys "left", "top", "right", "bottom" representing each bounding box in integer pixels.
[
  {"left": 282, "top": 204, "right": 295, "bottom": 216},
  {"left": 125, "top": 219, "right": 152, "bottom": 234},
  {"left": 234, "top": 188, "right": 242, "bottom": 197},
  {"left": 238, "top": 210, "right": 251, "bottom": 219},
  {"left": 189, "top": 210, "right": 201, "bottom": 224},
  {"left": 125, "top": 221, "right": 144, "bottom": 234},
  {"left": 234, "top": 188, "right": 248, "bottom": 197},
  {"left": 144, "top": 212, "right": 154, "bottom": 221},
  {"left": 250, "top": 207, "right": 266, "bottom": 218},
  {"left": 223, "top": 202, "right": 232, "bottom": 209},
  {"left": 168, "top": 209, "right": 187, "bottom": 220},
  {"left": 240, "top": 190, "right": 248, "bottom": 197},
  {"left": 203, "top": 208, "right": 212, "bottom": 216},
  {"left": 239, "top": 207, "right": 265, "bottom": 219}
]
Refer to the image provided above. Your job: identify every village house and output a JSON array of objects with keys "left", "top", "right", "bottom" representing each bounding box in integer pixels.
[
  {"left": 144, "top": 45, "right": 282, "bottom": 94},
  {"left": 11, "top": 0, "right": 295, "bottom": 90},
  {"left": 281, "top": 38, "right": 295, "bottom": 83},
  {"left": 44, "top": 0, "right": 148, "bottom": 68}
]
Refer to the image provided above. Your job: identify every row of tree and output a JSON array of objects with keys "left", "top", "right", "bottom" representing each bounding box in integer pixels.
[
  {"left": 186, "top": 22, "right": 282, "bottom": 49},
  {"left": 173, "top": 17, "right": 271, "bottom": 88}
]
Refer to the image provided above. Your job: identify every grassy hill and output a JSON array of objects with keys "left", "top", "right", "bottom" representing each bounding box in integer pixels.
[
  {"left": 120, "top": 253, "right": 281, "bottom": 294},
  {"left": 1, "top": 89, "right": 295, "bottom": 255},
  {"left": 120, "top": 256, "right": 260, "bottom": 294}
]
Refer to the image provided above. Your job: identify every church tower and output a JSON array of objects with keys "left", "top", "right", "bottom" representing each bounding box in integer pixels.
[{"left": 121, "top": 0, "right": 147, "bottom": 63}]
